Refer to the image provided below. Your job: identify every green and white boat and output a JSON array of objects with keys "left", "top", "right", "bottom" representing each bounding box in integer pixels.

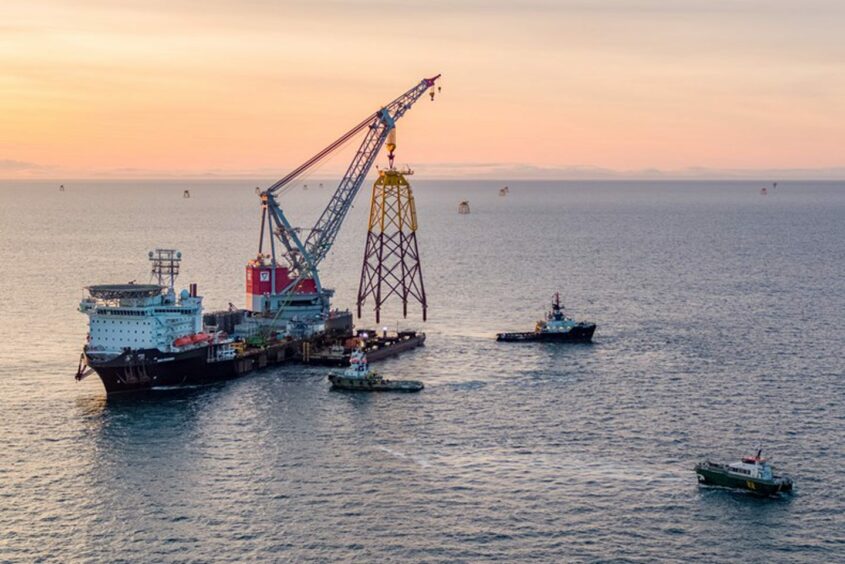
[
  {"left": 328, "top": 349, "right": 424, "bottom": 392},
  {"left": 695, "top": 450, "right": 793, "bottom": 495}
]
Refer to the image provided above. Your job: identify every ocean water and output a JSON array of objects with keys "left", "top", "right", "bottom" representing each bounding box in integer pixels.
[{"left": 0, "top": 179, "right": 843, "bottom": 562}]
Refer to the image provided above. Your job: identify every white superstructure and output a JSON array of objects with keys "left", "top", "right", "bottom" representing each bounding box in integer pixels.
[
  {"left": 727, "top": 455, "right": 775, "bottom": 480},
  {"left": 343, "top": 349, "right": 372, "bottom": 379},
  {"left": 78, "top": 249, "right": 217, "bottom": 359},
  {"left": 535, "top": 292, "right": 578, "bottom": 333},
  {"left": 80, "top": 284, "right": 203, "bottom": 356}
]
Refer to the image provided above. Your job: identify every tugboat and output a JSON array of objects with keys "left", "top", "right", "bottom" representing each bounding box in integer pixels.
[
  {"left": 328, "top": 349, "right": 424, "bottom": 392},
  {"left": 695, "top": 450, "right": 794, "bottom": 495},
  {"left": 497, "top": 293, "right": 596, "bottom": 342}
]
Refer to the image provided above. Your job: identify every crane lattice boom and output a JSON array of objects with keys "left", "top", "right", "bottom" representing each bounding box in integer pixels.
[
  {"left": 304, "top": 77, "right": 439, "bottom": 266},
  {"left": 254, "top": 74, "right": 439, "bottom": 318}
]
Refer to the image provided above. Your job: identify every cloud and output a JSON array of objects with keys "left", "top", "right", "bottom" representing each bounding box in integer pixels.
[
  {"left": 2, "top": 160, "right": 843, "bottom": 180},
  {"left": 408, "top": 162, "right": 845, "bottom": 180},
  {"left": 0, "top": 159, "right": 52, "bottom": 172}
]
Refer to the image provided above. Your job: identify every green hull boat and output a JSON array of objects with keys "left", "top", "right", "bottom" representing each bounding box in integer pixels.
[
  {"left": 695, "top": 451, "right": 793, "bottom": 495},
  {"left": 328, "top": 373, "right": 423, "bottom": 392},
  {"left": 328, "top": 348, "right": 424, "bottom": 392}
]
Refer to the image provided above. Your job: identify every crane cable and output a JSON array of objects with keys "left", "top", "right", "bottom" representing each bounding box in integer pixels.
[
  {"left": 265, "top": 111, "right": 380, "bottom": 196},
  {"left": 274, "top": 127, "right": 364, "bottom": 200}
]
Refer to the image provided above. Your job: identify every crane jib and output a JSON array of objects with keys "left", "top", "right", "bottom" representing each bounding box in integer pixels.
[
  {"left": 265, "top": 76, "right": 438, "bottom": 197},
  {"left": 257, "top": 74, "right": 439, "bottom": 315},
  {"left": 302, "top": 79, "right": 437, "bottom": 264}
]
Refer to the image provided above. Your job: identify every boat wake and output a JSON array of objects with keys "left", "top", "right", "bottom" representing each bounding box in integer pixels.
[
  {"left": 376, "top": 445, "right": 432, "bottom": 468},
  {"left": 149, "top": 384, "right": 209, "bottom": 391}
]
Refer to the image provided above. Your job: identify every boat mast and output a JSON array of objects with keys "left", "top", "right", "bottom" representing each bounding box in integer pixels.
[{"left": 149, "top": 249, "right": 181, "bottom": 291}]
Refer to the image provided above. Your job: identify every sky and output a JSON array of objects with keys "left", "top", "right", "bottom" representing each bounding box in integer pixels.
[{"left": 2, "top": 0, "right": 844, "bottom": 179}]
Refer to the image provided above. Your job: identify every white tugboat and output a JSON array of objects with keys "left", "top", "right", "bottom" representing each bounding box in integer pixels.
[
  {"left": 76, "top": 249, "right": 238, "bottom": 393},
  {"left": 328, "top": 349, "right": 423, "bottom": 392}
]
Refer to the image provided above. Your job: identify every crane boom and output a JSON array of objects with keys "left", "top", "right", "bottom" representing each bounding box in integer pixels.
[
  {"left": 253, "top": 74, "right": 439, "bottom": 322},
  {"left": 303, "top": 75, "right": 439, "bottom": 266},
  {"left": 260, "top": 75, "right": 439, "bottom": 274}
]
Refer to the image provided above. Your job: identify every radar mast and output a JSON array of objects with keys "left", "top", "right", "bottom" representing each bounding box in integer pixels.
[{"left": 149, "top": 249, "right": 181, "bottom": 290}]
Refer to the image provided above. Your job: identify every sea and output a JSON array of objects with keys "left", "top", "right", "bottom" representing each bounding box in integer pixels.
[{"left": 0, "top": 179, "right": 843, "bottom": 562}]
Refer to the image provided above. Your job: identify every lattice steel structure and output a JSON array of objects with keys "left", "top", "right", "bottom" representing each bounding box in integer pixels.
[{"left": 357, "top": 168, "right": 427, "bottom": 323}]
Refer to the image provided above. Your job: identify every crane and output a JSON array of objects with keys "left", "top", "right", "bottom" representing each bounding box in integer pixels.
[{"left": 249, "top": 74, "right": 440, "bottom": 323}]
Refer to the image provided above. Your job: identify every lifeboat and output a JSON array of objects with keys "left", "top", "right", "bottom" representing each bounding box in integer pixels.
[
  {"left": 191, "top": 333, "right": 211, "bottom": 343},
  {"left": 173, "top": 336, "right": 193, "bottom": 347}
]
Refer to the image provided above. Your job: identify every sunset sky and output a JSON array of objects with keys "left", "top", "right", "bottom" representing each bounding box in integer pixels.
[{"left": 2, "top": 0, "right": 844, "bottom": 179}]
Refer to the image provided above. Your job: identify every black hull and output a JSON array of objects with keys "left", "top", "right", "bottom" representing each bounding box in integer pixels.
[
  {"left": 86, "top": 346, "right": 237, "bottom": 394},
  {"left": 365, "top": 333, "right": 426, "bottom": 361},
  {"left": 496, "top": 324, "right": 596, "bottom": 343},
  {"left": 82, "top": 332, "right": 427, "bottom": 394}
]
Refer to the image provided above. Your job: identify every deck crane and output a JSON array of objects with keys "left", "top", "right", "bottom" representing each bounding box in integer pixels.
[{"left": 247, "top": 74, "right": 440, "bottom": 330}]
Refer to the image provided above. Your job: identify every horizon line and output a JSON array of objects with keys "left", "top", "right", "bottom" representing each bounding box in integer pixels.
[
  {"left": 3, "top": 176, "right": 844, "bottom": 183},
  {"left": 3, "top": 163, "right": 844, "bottom": 182}
]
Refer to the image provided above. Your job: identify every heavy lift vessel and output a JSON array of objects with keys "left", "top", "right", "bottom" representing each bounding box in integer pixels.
[{"left": 77, "top": 76, "right": 440, "bottom": 393}]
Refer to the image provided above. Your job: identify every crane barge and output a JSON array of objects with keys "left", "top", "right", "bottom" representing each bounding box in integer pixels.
[{"left": 76, "top": 76, "right": 440, "bottom": 393}]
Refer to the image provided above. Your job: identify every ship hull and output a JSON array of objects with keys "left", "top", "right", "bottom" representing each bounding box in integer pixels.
[
  {"left": 364, "top": 332, "right": 426, "bottom": 361},
  {"left": 328, "top": 374, "right": 424, "bottom": 392},
  {"left": 85, "top": 346, "right": 237, "bottom": 394},
  {"left": 496, "top": 324, "right": 596, "bottom": 343},
  {"left": 695, "top": 465, "right": 793, "bottom": 495}
]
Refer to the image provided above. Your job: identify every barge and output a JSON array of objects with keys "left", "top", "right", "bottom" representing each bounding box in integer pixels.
[{"left": 307, "top": 329, "right": 426, "bottom": 366}]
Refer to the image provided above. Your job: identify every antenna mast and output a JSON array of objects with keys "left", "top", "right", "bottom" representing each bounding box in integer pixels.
[{"left": 149, "top": 249, "right": 181, "bottom": 290}]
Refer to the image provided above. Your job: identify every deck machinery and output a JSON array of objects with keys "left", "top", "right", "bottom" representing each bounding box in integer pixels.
[{"left": 238, "top": 75, "right": 440, "bottom": 338}]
